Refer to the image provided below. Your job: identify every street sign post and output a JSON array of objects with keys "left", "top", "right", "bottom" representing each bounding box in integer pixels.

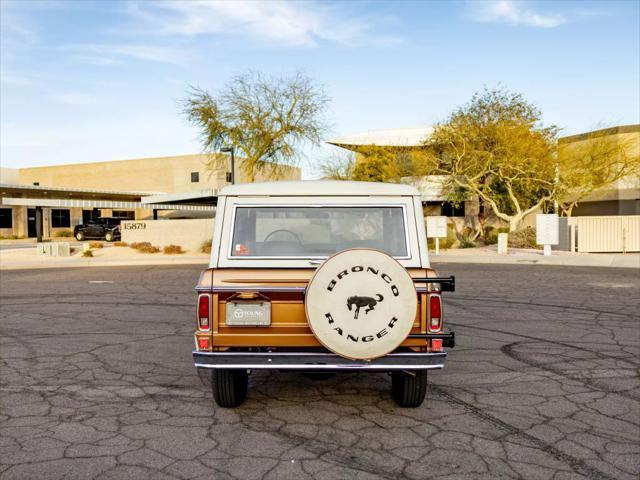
[
  {"left": 426, "top": 216, "right": 448, "bottom": 255},
  {"left": 536, "top": 214, "right": 559, "bottom": 256}
]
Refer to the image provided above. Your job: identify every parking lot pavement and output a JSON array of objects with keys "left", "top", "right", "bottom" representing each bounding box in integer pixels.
[{"left": 1, "top": 264, "right": 638, "bottom": 480}]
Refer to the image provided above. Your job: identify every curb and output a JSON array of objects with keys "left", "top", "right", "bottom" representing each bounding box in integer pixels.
[
  {"left": 2, "top": 255, "right": 638, "bottom": 270},
  {"left": 430, "top": 255, "right": 640, "bottom": 269},
  {"left": 0, "top": 257, "right": 209, "bottom": 270}
]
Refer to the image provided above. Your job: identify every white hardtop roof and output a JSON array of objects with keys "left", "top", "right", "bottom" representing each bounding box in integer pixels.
[{"left": 219, "top": 180, "right": 419, "bottom": 197}]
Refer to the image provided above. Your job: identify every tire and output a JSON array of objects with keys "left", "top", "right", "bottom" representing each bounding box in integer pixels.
[
  {"left": 75, "top": 231, "right": 85, "bottom": 241},
  {"left": 211, "top": 369, "right": 248, "bottom": 408},
  {"left": 104, "top": 231, "right": 114, "bottom": 242},
  {"left": 391, "top": 370, "right": 428, "bottom": 408}
]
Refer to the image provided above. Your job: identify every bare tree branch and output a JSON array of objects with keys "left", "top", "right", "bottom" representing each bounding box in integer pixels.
[{"left": 183, "top": 71, "right": 329, "bottom": 182}]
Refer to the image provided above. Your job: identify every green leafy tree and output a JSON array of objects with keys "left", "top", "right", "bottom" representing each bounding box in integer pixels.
[
  {"left": 418, "top": 88, "right": 558, "bottom": 232},
  {"left": 351, "top": 146, "right": 400, "bottom": 182},
  {"left": 184, "top": 71, "right": 329, "bottom": 182},
  {"left": 319, "top": 144, "right": 423, "bottom": 182}
]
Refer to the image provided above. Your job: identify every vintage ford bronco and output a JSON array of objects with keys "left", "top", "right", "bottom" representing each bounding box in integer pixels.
[{"left": 193, "top": 181, "right": 455, "bottom": 408}]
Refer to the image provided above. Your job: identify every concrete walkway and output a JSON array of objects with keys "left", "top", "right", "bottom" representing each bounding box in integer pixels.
[
  {"left": 1, "top": 242, "right": 638, "bottom": 270},
  {"left": 0, "top": 244, "right": 209, "bottom": 270},
  {"left": 430, "top": 246, "right": 640, "bottom": 269}
]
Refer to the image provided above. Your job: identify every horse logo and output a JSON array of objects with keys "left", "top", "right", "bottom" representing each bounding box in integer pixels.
[{"left": 346, "top": 294, "right": 384, "bottom": 319}]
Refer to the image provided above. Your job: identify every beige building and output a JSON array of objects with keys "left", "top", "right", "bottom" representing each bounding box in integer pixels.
[
  {"left": 558, "top": 125, "right": 639, "bottom": 216},
  {"left": 328, "top": 124, "right": 640, "bottom": 219},
  {"left": 0, "top": 153, "right": 300, "bottom": 239}
]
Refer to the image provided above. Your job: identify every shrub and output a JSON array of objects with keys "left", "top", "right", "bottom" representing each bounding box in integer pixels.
[
  {"left": 483, "top": 226, "right": 509, "bottom": 245},
  {"left": 138, "top": 245, "right": 160, "bottom": 254},
  {"left": 163, "top": 244, "right": 184, "bottom": 255},
  {"left": 53, "top": 229, "right": 73, "bottom": 237},
  {"left": 82, "top": 250, "right": 94, "bottom": 257},
  {"left": 130, "top": 242, "right": 152, "bottom": 250},
  {"left": 460, "top": 237, "right": 476, "bottom": 248},
  {"left": 113, "top": 241, "right": 128, "bottom": 247},
  {"left": 200, "top": 239, "right": 212, "bottom": 254},
  {"left": 89, "top": 241, "right": 104, "bottom": 249},
  {"left": 508, "top": 227, "right": 540, "bottom": 249}
]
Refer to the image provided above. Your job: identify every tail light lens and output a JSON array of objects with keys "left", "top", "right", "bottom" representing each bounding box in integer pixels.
[
  {"left": 429, "top": 294, "right": 442, "bottom": 332},
  {"left": 198, "top": 294, "right": 210, "bottom": 330},
  {"left": 197, "top": 337, "right": 210, "bottom": 350},
  {"left": 431, "top": 338, "right": 443, "bottom": 352}
]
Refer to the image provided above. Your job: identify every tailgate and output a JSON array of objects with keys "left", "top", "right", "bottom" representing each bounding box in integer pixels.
[{"left": 197, "top": 268, "right": 433, "bottom": 348}]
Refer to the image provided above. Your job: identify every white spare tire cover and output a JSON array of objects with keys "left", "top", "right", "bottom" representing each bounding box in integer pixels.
[{"left": 305, "top": 249, "right": 417, "bottom": 360}]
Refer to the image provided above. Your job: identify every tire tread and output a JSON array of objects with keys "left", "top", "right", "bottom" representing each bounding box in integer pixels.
[
  {"left": 211, "top": 369, "right": 248, "bottom": 408},
  {"left": 391, "top": 370, "right": 427, "bottom": 408}
]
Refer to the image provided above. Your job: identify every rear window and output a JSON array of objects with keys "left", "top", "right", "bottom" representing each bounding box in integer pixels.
[{"left": 230, "top": 206, "right": 408, "bottom": 258}]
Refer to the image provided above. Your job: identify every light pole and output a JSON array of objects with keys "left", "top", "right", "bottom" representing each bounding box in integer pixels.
[{"left": 220, "top": 146, "right": 235, "bottom": 184}]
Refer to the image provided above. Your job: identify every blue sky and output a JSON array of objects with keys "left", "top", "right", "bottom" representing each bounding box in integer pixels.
[{"left": 1, "top": 0, "right": 639, "bottom": 176}]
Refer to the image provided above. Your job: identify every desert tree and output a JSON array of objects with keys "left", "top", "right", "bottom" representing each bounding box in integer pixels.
[
  {"left": 319, "top": 144, "right": 420, "bottom": 182},
  {"left": 417, "top": 88, "right": 558, "bottom": 232},
  {"left": 351, "top": 145, "right": 401, "bottom": 182},
  {"left": 184, "top": 71, "right": 329, "bottom": 182},
  {"left": 319, "top": 151, "right": 356, "bottom": 180},
  {"left": 556, "top": 129, "right": 640, "bottom": 216}
]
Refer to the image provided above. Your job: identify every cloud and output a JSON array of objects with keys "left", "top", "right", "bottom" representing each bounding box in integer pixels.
[
  {"left": 126, "top": 0, "right": 398, "bottom": 47},
  {"left": 0, "top": 73, "right": 38, "bottom": 87},
  {"left": 465, "top": 0, "right": 566, "bottom": 28},
  {"left": 64, "top": 44, "right": 189, "bottom": 65},
  {"left": 52, "top": 92, "right": 103, "bottom": 107},
  {"left": 0, "top": 2, "right": 39, "bottom": 63}
]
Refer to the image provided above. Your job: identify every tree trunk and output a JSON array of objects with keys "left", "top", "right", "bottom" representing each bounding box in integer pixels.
[
  {"left": 509, "top": 214, "right": 524, "bottom": 232},
  {"left": 564, "top": 204, "right": 575, "bottom": 217}
]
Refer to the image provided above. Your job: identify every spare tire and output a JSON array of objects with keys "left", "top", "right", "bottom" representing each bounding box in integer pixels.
[{"left": 305, "top": 249, "right": 417, "bottom": 360}]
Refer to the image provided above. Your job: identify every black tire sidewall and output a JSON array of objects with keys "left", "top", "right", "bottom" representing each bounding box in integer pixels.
[
  {"left": 391, "top": 370, "right": 428, "bottom": 408},
  {"left": 211, "top": 369, "right": 248, "bottom": 408}
]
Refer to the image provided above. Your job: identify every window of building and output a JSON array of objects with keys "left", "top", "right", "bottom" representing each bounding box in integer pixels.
[
  {"left": 191, "top": 172, "right": 200, "bottom": 183},
  {"left": 424, "top": 201, "right": 465, "bottom": 217},
  {"left": 442, "top": 202, "right": 465, "bottom": 217},
  {"left": 51, "top": 209, "right": 71, "bottom": 228},
  {"left": 0, "top": 208, "right": 12, "bottom": 228},
  {"left": 112, "top": 210, "right": 135, "bottom": 220},
  {"left": 82, "top": 210, "right": 93, "bottom": 224}
]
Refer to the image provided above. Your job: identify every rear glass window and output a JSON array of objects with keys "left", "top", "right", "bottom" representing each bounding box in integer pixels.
[{"left": 230, "top": 206, "right": 408, "bottom": 258}]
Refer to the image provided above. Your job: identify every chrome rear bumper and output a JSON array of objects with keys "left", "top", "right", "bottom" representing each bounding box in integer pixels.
[{"left": 193, "top": 351, "right": 447, "bottom": 371}]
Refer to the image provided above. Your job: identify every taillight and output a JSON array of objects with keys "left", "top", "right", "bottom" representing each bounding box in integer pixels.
[
  {"left": 197, "top": 337, "right": 210, "bottom": 350},
  {"left": 429, "top": 294, "right": 442, "bottom": 332},
  {"left": 198, "top": 294, "right": 210, "bottom": 330},
  {"left": 431, "top": 338, "right": 443, "bottom": 352}
]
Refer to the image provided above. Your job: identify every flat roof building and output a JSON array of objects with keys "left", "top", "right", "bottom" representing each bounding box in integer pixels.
[
  {"left": 328, "top": 124, "right": 640, "bottom": 217},
  {"left": 0, "top": 153, "right": 300, "bottom": 240}
]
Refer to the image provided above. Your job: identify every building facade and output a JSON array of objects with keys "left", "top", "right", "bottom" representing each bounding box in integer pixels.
[
  {"left": 0, "top": 153, "right": 300, "bottom": 239},
  {"left": 558, "top": 125, "right": 639, "bottom": 216},
  {"left": 328, "top": 124, "right": 640, "bottom": 220}
]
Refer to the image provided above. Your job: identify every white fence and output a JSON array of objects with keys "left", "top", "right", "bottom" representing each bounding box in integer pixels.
[
  {"left": 576, "top": 215, "right": 640, "bottom": 253},
  {"left": 121, "top": 219, "right": 214, "bottom": 253}
]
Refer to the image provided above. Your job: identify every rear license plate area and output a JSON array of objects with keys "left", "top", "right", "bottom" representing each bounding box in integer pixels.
[{"left": 226, "top": 301, "right": 271, "bottom": 326}]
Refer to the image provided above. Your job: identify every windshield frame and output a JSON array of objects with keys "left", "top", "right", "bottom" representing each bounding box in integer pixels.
[{"left": 224, "top": 200, "right": 415, "bottom": 261}]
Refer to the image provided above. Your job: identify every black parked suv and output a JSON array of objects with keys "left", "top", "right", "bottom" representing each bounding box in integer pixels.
[{"left": 74, "top": 217, "right": 121, "bottom": 242}]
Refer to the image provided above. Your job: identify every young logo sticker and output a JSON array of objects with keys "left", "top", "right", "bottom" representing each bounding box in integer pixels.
[{"left": 305, "top": 249, "right": 418, "bottom": 360}]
